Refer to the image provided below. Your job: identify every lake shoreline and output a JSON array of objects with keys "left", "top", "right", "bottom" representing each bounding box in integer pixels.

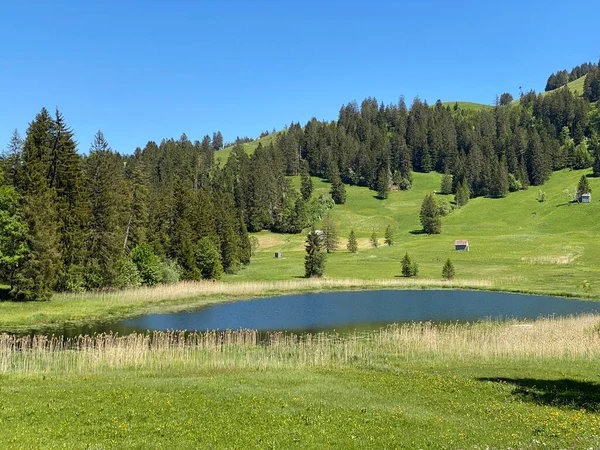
[{"left": 1, "top": 278, "right": 599, "bottom": 334}]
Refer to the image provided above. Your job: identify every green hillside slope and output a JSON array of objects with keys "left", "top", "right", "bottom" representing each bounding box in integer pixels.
[
  {"left": 440, "top": 101, "right": 492, "bottom": 110},
  {"left": 230, "top": 169, "right": 600, "bottom": 298},
  {"left": 214, "top": 131, "right": 282, "bottom": 165},
  {"left": 542, "top": 74, "right": 588, "bottom": 97}
]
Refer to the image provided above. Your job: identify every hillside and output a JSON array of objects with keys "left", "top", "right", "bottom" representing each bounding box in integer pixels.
[
  {"left": 440, "top": 101, "right": 492, "bottom": 110},
  {"left": 214, "top": 131, "right": 282, "bottom": 165},
  {"left": 230, "top": 168, "right": 600, "bottom": 298},
  {"left": 542, "top": 73, "right": 588, "bottom": 97}
]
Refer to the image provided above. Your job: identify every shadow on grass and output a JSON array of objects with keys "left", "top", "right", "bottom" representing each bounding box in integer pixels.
[
  {"left": 479, "top": 377, "right": 600, "bottom": 412},
  {"left": 0, "top": 286, "right": 11, "bottom": 301},
  {"left": 409, "top": 229, "right": 426, "bottom": 235}
]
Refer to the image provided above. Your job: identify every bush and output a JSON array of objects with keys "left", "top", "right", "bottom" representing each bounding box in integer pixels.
[
  {"left": 437, "top": 198, "right": 452, "bottom": 217},
  {"left": 536, "top": 190, "right": 546, "bottom": 202},
  {"left": 115, "top": 257, "right": 142, "bottom": 288},
  {"left": 130, "top": 243, "right": 162, "bottom": 286},
  {"left": 508, "top": 174, "right": 522, "bottom": 192},
  {"left": 196, "top": 238, "right": 223, "bottom": 280},
  {"left": 160, "top": 260, "right": 181, "bottom": 284}
]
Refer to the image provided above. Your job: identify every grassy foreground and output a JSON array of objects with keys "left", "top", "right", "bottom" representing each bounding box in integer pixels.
[{"left": 1, "top": 315, "right": 599, "bottom": 448}]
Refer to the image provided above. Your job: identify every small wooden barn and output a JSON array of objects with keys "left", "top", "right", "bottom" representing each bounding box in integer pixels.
[
  {"left": 454, "top": 240, "right": 469, "bottom": 251},
  {"left": 581, "top": 193, "right": 591, "bottom": 203}
]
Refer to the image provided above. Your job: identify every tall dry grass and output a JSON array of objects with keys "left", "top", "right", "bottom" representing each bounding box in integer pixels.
[
  {"left": 57, "top": 278, "right": 495, "bottom": 304},
  {"left": 1, "top": 314, "right": 598, "bottom": 375}
]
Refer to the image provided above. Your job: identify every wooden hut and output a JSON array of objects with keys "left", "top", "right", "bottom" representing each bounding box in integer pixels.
[{"left": 454, "top": 240, "right": 469, "bottom": 251}]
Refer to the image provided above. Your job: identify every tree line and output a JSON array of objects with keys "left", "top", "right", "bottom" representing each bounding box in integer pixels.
[
  {"left": 2, "top": 72, "right": 600, "bottom": 300},
  {"left": 545, "top": 60, "right": 599, "bottom": 92}
]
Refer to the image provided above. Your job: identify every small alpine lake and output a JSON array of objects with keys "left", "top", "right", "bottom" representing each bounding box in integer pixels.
[{"left": 48, "top": 289, "right": 600, "bottom": 337}]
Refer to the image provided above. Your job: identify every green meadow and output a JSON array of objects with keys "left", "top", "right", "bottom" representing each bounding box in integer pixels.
[
  {"left": 236, "top": 168, "right": 600, "bottom": 298},
  {"left": 1, "top": 316, "right": 599, "bottom": 449}
]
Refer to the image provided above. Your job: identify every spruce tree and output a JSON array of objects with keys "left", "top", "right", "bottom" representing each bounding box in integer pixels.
[
  {"left": 576, "top": 175, "right": 592, "bottom": 201},
  {"left": 376, "top": 165, "right": 390, "bottom": 199},
  {"left": 370, "top": 229, "right": 379, "bottom": 247},
  {"left": 420, "top": 194, "right": 441, "bottom": 234},
  {"left": 329, "top": 165, "right": 346, "bottom": 204},
  {"left": 401, "top": 253, "right": 418, "bottom": 277},
  {"left": 50, "top": 109, "right": 90, "bottom": 291},
  {"left": 321, "top": 214, "right": 339, "bottom": 253},
  {"left": 440, "top": 173, "right": 453, "bottom": 194},
  {"left": 304, "top": 229, "right": 326, "bottom": 277},
  {"left": 12, "top": 108, "right": 62, "bottom": 300},
  {"left": 300, "top": 160, "right": 313, "bottom": 201},
  {"left": 0, "top": 172, "right": 28, "bottom": 291},
  {"left": 196, "top": 237, "right": 223, "bottom": 280},
  {"left": 347, "top": 229, "right": 358, "bottom": 253},
  {"left": 122, "top": 158, "right": 149, "bottom": 252},
  {"left": 442, "top": 258, "right": 455, "bottom": 280},
  {"left": 85, "top": 131, "right": 123, "bottom": 288},
  {"left": 384, "top": 224, "right": 394, "bottom": 246}
]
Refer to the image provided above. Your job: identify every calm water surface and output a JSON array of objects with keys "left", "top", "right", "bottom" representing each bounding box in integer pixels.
[{"left": 50, "top": 290, "right": 599, "bottom": 337}]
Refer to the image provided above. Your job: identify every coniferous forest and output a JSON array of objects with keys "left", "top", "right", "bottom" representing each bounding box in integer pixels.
[{"left": 1, "top": 63, "right": 600, "bottom": 301}]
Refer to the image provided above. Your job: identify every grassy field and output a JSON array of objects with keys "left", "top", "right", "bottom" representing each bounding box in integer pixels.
[
  {"left": 239, "top": 168, "right": 600, "bottom": 296},
  {"left": 214, "top": 131, "right": 282, "bottom": 166},
  {"left": 542, "top": 74, "right": 588, "bottom": 97},
  {"left": 440, "top": 101, "right": 492, "bottom": 110},
  {"left": 1, "top": 315, "right": 599, "bottom": 448}
]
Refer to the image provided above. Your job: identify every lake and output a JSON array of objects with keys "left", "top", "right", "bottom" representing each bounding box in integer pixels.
[{"left": 48, "top": 290, "right": 599, "bottom": 337}]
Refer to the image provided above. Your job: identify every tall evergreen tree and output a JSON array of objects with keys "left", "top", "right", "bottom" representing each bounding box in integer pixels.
[
  {"left": 304, "top": 229, "right": 326, "bottom": 277},
  {"left": 0, "top": 172, "right": 28, "bottom": 291},
  {"left": 85, "top": 131, "right": 123, "bottom": 288},
  {"left": 329, "top": 164, "right": 346, "bottom": 204},
  {"left": 420, "top": 193, "right": 441, "bottom": 234},
  {"left": 321, "top": 214, "right": 339, "bottom": 253},
  {"left": 300, "top": 159, "right": 313, "bottom": 200},
  {"left": 384, "top": 224, "right": 394, "bottom": 246},
  {"left": 347, "top": 229, "right": 358, "bottom": 253},
  {"left": 442, "top": 258, "right": 455, "bottom": 280},
  {"left": 576, "top": 175, "right": 592, "bottom": 201},
  {"left": 12, "top": 108, "right": 62, "bottom": 300}
]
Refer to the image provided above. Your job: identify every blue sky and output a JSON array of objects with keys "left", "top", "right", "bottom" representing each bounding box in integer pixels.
[{"left": 1, "top": 0, "right": 598, "bottom": 154}]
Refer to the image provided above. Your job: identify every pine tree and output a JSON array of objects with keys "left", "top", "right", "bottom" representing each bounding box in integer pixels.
[
  {"left": 440, "top": 173, "right": 453, "bottom": 195},
  {"left": 376, "top": 165, "right": 390, "bottom": 199},
  {"left": 300, "top": 160, "right": 313, "bottom": 200},
  {"left": 50, "top": 109, "right": 90, "bottom": 291},
  {"left": 576, "top": 175, "right": 591, "bottom": 201},
  {"left": 384, "top": 224, "right": 394, "bottom": 246},
  {"left": 321, "top": 214, "right": 339, "bottom": 253},
  {"left": 442, "top": 258, "right": 455, "bottom": 280},
  {"left": 0, "top": 172, "right": 28, "bottom": 291},
  {"left": 195, "top": 237, "right": 223, "bottom": 280},
  {"left": 590, "top": 134, "right": 600, "bottom": 177},
  {"left": 401, "top": 253, "right": 418, "bottom": 277},
  {"left": 304, "top": 229, "right": 326, "bottom": 277},
  {"left": 85, "top": 131, "right": 123, "bottom": 288},
  {"left": 329, "top": 165, "right": 346, "bottom": 204},
  {"left": 370, "top": 229, "right": 379, "bottom": 247},
  {"left": 420, "top": 193, "right": 441, "bottom": 234},
  {"left": 12, "top": 108, "right": 62, "bottom": 300},
  {"left": 168, "top": 177, "right": 200, "bottom": 280},
  {"left": 347, "top": 229, "right": 358, "bottom": 253},
  {"left": 122, "top": 155, "right": 149, "bottom": 252}
]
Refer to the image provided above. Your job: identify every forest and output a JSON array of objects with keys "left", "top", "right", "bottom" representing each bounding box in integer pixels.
[{"left": 1, "top": 63, "right": 600, "bottom": 301}]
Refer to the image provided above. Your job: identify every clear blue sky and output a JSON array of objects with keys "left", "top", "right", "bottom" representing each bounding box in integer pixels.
[{"left": 1, "top": 0, "right": 598, "bottom": 154}]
